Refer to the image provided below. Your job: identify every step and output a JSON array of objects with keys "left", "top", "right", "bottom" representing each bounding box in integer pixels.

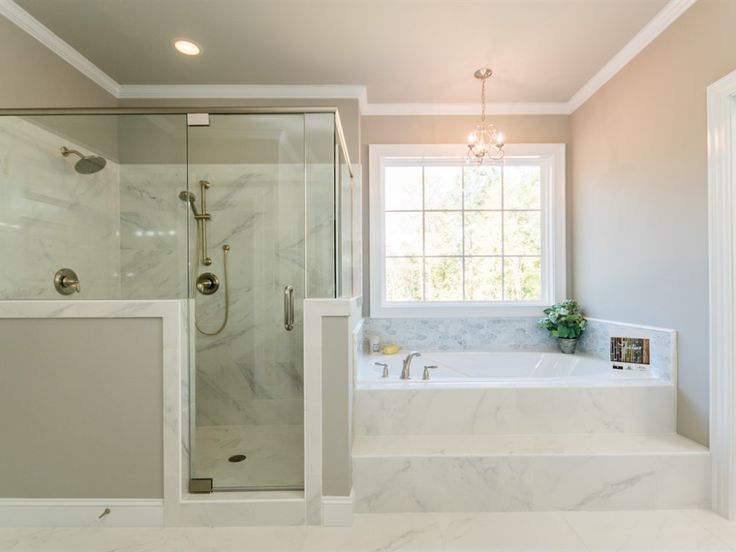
[{"left": 352, "top": 433, "right": 709, "bottom": 513}]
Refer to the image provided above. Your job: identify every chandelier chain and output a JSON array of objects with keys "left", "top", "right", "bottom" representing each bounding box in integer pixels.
[{"left": 481, "top": 78, "right": 486, "bottom": 122}]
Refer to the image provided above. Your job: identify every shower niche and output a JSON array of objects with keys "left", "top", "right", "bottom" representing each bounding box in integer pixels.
[{"left": 0, "top": 109, "right": 355, "bottom": 495}]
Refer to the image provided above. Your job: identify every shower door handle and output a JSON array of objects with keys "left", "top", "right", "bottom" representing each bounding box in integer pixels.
[{"left": 284, "top": 285, "right": 294, "bottom": 331}]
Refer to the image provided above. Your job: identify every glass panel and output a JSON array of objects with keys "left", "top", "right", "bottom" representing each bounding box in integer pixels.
[
  {"left": 504, "top": 257, "right": 542, "bottom": 301},
  {"left": 504, "top": 211, "right": 541, "bottom": 255},
  {"left": 0, "top": 114, "right": 188, "bottom": 300},
  {"left": 464, "top": 211, "right": 502, "bottom": 255},
  {"left": 188, "top": 114, "right": 306, "bottom": 490},
  {"left": 464, "top": 165, "right": 502, "bottom": 209},
  {"left": 385, "top": 166, "right": 422, "bottom": 210},
  {"left": 305, "top": 113, "right": 336, "bottom": 298},
  {"left": 385, "top": 212, "right": 423, "bottom": 256},
  {"left": 425, "top": 212, "right": 462, "bottom": 255},
  {"left": 424, "top": 166, "right": 462, "bottom": 209},
  {"left": 504, "top": 165, "right": 541, "bottom": 209},
  {"left": 385, "top": 257, "right": 423, "bottom": 301},
  {"left": 465, "top": 257, "right": 503, "bottom": 301},
  {"left": 425, "top": 257, "right": 462, "bottom": 301}
]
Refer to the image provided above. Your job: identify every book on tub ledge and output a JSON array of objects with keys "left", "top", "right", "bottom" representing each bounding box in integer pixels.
[{"left": 610, "top": 332, "right": 650, "bottom": 372}]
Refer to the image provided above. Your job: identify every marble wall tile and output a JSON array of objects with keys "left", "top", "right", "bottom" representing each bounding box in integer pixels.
[
  {"left": 0, "top": 116, "right": 121, "bottom": 300},
  {"left": 119, "top": 164, "right": 187, "bottom": 300}
]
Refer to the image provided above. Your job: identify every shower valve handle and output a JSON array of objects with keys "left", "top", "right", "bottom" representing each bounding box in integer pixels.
[{"left": 53, "top": 268, "right": 81, "bottom": 295}]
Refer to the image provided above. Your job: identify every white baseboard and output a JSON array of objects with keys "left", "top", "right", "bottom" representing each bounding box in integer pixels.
[
  {"left": 0, "top": 498, "right": 164, "bottom": 527},
  {"left": 321, "top": 491, "right": 353, "bottom": 527}
]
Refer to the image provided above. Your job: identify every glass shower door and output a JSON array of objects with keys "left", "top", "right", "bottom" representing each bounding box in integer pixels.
[{"left": 187, "top": 114, "right": 306, "bottom": 491}]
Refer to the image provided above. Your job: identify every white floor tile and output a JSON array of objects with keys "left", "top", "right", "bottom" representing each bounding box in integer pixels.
[{"left": 2, "top": 510, "right": 736, "bottom": 552}]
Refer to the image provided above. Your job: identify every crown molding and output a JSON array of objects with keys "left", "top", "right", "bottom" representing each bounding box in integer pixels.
[
  {"left": 117, "top": 84, "right": 367, "bottom": 101},
  {"left": 567, "top": 0, "right": 698, "bottom": 112},
  {"left": 362, "top": 102, "right": 570, "bottom": 116},
  {"left": 0, "top": 0, "right": 120, "bottom": 97},
  {"left": 0, "top": 0, "right": 697, "bottom": 115}
]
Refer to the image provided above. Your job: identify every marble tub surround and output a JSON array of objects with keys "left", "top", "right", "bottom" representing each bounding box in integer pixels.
[
  {"left": 578, "top": 318, "right": 676, "bottom": 381},
  {"left": 362, "top": 316, "right": 558, "bottom": 352},
  {"left": 354, "top": 385, "right": 675, "bottom": 436},
  {"left": 352, "top": 318, "right": 695, "bottom": 515},
  {"left": 361, "top": 317, "right": 676, "bottom": 380}
]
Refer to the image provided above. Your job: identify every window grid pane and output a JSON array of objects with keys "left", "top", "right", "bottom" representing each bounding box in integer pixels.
[{"left": 384, "top": 161, "right": 543, "bottom": 303}]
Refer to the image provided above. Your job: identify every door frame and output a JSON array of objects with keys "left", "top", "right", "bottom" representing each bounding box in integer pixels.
[{"left": 708, "top": 66, "right": 736, "bottom": 519}]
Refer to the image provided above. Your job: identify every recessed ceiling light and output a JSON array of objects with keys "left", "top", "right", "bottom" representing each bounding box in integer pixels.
[{"left": 173, "top": 39, "right": 201, "bottom": 56}]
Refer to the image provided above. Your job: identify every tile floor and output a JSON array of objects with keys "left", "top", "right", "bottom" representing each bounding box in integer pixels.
[
  {"left": 2, "top": 509, "right": 736, "bottom": 551},
  {"left": 194, "top": 424, "right": 303, "bottom": 489}
]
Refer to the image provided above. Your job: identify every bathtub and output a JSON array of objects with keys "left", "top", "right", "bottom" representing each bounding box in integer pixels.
[
  {"left": 358, "top": 350, "right": 665, "bottom": 388},
  {"left": 354, "top": 349, "right": 675, "bottom": 437}
]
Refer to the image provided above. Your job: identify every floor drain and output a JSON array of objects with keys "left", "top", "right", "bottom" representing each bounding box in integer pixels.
[{"left": 228, "top": 454, "right": 246, "bottom": 463}]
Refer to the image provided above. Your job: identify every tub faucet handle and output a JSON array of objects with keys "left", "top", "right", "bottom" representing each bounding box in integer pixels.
[
  {"left": 423, "top": 365, "right": 438, "bottom": 381},
  {"left": 375, "top": 362, "right": 389, "bottom": 378}
]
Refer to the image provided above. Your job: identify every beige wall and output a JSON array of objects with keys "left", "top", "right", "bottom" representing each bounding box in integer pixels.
[
  {"left": 360, "top": 114, "right": 571, "bottom": 314},
  {"left": 571, "top": 0, "right": 736, "bottom": 445},
  {"left": 0, "top": 16, "right": 115, "bottom": 108},
  {"left": 0, "top": 318, "right": 163, "bottom": 498}
]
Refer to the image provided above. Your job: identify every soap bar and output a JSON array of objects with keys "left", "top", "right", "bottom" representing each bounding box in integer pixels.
[{"left": 382, "top": 344, "right": 400, "bottom": 355}]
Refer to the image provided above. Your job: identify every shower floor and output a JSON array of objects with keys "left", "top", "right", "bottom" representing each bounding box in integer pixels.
[{"left": 194, "top": 424, "right": 304, "bottom": 489}]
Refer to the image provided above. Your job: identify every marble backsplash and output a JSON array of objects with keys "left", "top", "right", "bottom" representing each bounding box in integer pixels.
[{"left": 361, "top": 317, "right": 676, "bottom": 380}]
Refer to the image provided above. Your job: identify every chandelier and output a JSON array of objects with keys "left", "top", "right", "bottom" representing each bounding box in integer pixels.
[{"left": 467, "top": 68, "right": 505, "bottom": 163}]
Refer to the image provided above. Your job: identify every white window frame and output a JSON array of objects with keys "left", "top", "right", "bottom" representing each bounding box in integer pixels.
[{"left": 369, "top": 143, "right": 566, "bottom": 318}]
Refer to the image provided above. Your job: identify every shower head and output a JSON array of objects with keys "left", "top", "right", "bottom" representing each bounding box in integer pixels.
[
  {"left": 60, "top": 146, "right": 107, "bottom": 174},
  {"left": 178, "top": 190, "right": 200, "bottom": 216},
  {"left": 179, "top": 190, "right": 196, "bottom": 203}
]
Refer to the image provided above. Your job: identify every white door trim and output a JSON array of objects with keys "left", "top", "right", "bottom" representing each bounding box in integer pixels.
[{"left": 708, "top": 66, "right": 736, "bottom": 519}]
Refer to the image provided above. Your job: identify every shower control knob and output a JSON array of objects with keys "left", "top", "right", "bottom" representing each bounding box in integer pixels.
[
  {"left": 196, "top": 272, "right": 220, "bottom": 295},
  {"left": 53, "top": 268, "right": 81, "bottom": 295}
]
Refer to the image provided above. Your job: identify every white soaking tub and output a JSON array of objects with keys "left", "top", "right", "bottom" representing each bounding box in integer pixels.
[{"left": 358, "top": 350, "right": 664, "bottom": 388}]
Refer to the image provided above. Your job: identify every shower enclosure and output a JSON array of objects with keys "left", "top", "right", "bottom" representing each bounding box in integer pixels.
[{"left": 0, "top": 108, "right": 355, "bottom": 493}]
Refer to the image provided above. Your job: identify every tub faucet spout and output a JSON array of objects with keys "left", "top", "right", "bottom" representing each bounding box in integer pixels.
[{"left": 401, "top": 351, "right": 422, "bottom": 380}]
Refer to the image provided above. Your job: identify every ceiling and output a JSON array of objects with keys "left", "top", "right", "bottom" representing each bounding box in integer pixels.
[{"left": 13, "top": 0, "right": 668, "bottom": 104}]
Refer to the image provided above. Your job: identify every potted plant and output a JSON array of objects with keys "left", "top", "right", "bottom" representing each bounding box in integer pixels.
[{"left": 537, "top": 299, "right": 587, "bottom": 354}]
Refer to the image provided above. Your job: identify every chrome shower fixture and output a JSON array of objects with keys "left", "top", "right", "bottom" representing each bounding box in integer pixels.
[{"left": 60, "top": 146, "right": 107, "bottom": 174}]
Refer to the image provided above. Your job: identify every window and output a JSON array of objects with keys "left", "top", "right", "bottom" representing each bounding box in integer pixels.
[{"left": 369, "top": 144, "right": 566, "bottom": 317}]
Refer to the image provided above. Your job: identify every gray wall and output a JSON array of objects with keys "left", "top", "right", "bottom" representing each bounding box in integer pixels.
[
  {"left": 0, "top": 16, "right": 115, "bottom": 108},
  {"left": 570, "top": 0, "right": 736, "bottom": 445},
  {"left": 0, "top": 318, "right": 163, "bottom": 498},
  {"left": 321, "top": 316, "right": 353, "bottom": 497}
]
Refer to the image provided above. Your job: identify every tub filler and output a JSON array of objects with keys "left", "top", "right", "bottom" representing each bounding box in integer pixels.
[{"left": 352, "top": 349, "right": 710, "bottom": 513}]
